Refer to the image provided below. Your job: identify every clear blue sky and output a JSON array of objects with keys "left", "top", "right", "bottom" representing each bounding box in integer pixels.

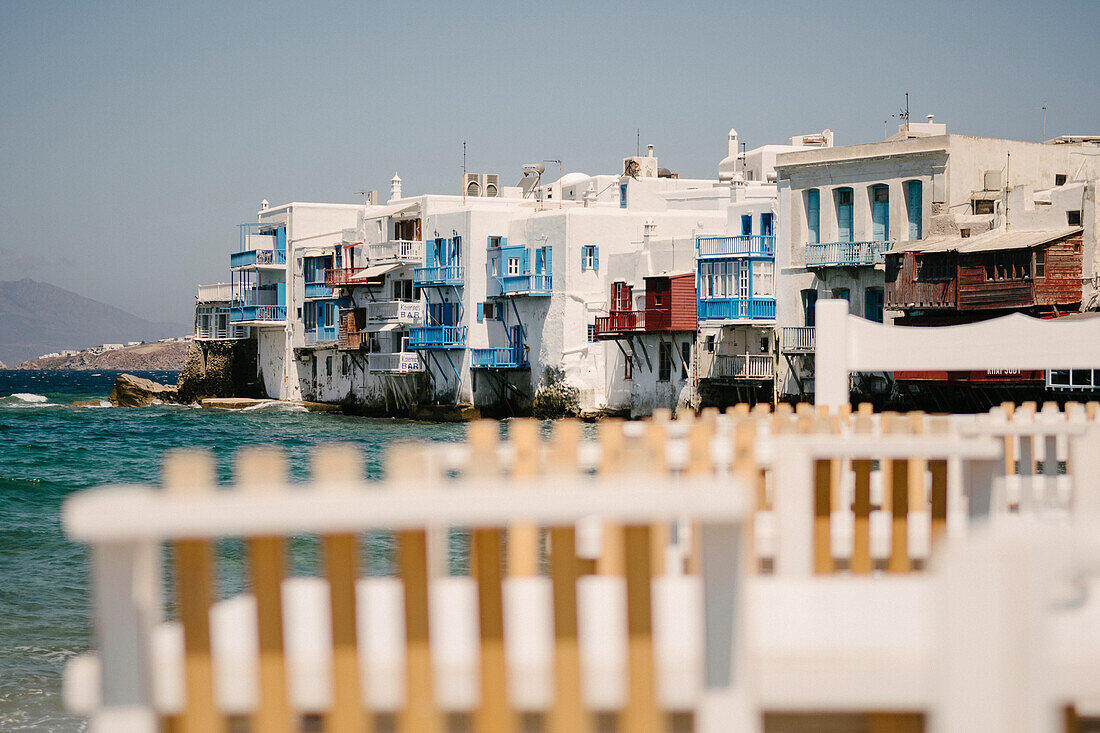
[{"left": 2, "top": 0, "right": 1097, "bottom": 324}]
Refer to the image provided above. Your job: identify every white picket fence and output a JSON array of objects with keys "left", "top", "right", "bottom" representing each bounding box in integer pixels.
[{"left": 60, "top": 407, "right": 1100, "bottom": 733}]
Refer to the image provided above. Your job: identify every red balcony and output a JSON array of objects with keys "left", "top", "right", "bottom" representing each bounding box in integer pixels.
[
  {"left": 326, "top": 267, "right": 370, "bottom": 288},
  {"left": 338, "top": 308, "right": 369, "bottom": 350},
  {"left": 593, "top": 310, "right": 644, "bottom": 339}
]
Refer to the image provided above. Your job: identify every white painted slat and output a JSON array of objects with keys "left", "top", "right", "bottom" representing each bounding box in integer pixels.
[
  {"left": 502, "top": 576, "right": 554, "bottom": 710},
  {"left": 357, "top": 577, "right": 406, "bottom": 711},
  {"left": 211, "top": 595, "right": 258, "bottom": 714},
  {"left": 653, "top": 574, "right": 703, "bottom": 710},
  {"left": 577, "top": 575, "right": 627, "bottom": 711},
  {"left": 282, "top": 577, "right": 333, "bottom": 713},
  {"left": 428, "top": 576, "right": 480, "bottom": 711}
]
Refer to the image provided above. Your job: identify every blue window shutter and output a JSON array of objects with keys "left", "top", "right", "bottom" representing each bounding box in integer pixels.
[
  {"left": 581, "top": 246, "right": 587, "bottom": 271},
  {"left": 535, "top": 248, "right": 543, "bottom": 274},
  {"left": 545, "top": 247, "right": 552, "bottom": 272},
  {"left": 523, "top": 249, "right": 531, "bottom": 274},
  {"left": 501, "top": 237, "right": 507, "bottom": 247},
  {"left": 476, "top": 302, "right": 484, "bottom": 322},
  {"left": 276, "top": 227, "right": 286, "bottom": 251},
  {"left": 807, "top": 189, "right": 820, "bottom": 244},
  {"left": 594, "top": 247, "right": 599, "bottom": 271},
  {"left": 426, "top": 240, "right": 436, "bottom": 267},
  {"left": 619, "top": 184, "right": 627, "bottom": 208},
  {"left": 908, "top": 181, "right": 923, "bottom": 239}
]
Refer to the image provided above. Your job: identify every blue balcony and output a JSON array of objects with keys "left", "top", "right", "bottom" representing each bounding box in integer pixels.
[
  {"left": 407, "top": 325, "right": 467, "bottom": 349},
  {"left": 230, "top": 305, "right": 287, "bottom": 323},
  {"left": 304, "top": 281, "right": 332, "bottom": 299},
  {"left": 498, "top": 274, "right": 552, "bottom": 296},
  {"left": 470, "top": 346, "right": 529, "bottom": 369},
  {"left": 414, "top": 265, "right": 465, "bottom": 287},
  {"left": 230, "top": 249, "right": 287, "bottom": 268},
  {"left": 697, "top": 298, "right": 776, "bottom": 322},
  {"left": 697, "top": 235, "right": 774, "bottom": 258},
  {"left": 304, "top": 325, "right": 338, "bottom": 345},
  {"left": 806, "top": 241, "right": 892, "bottom": 267}
]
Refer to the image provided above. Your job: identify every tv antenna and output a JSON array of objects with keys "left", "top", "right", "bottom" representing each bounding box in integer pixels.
[
  {"left": 1040, "top": 101, "right": 1047, "bottom": 141},
  {"left": 462, "top": 141, "right": 467, "bottom": 204},
  {"left": 355, "top": 190, "right": 369, "bottom": 207},
  {"left": 892, "top": 92, "right": 910, "bottom": 132}
]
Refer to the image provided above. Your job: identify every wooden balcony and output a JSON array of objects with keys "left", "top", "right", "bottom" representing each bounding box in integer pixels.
[
  {"left": 593, "top": 310, "right": 644, "bottom": 339},
  {"left": 781, "top": 327, "right": 815, "bottom": 354}
]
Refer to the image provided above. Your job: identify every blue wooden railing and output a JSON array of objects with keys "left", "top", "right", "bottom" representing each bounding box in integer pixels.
[
  {"left": 806, "top": 241, "right": 892, "bottom": 267},
  {"left": 229, "top": 305, "right": 287, "bottom": 323},
  {"left": 696, "top": 298, "right": 776, "bottom": 322},
  {"left": 304, "top": 281, "right": 332, "bottom": 299},
  {"left": 230, "top": 249, "right": 287, "bottom": 268},
  {"left": 413, "top": 265, "right": 465, "bottom": 287},
  {"left": 304, "top": 325, "right": 338, "bottom": 345},
  {"left": 498, "top": 274, "right": 552, "bottom": 296},
  {"left": 470, "top": 346, "right": 529, "bottom": 369},
  {"left": 696, "top": 235, "right": 775, "bottom": 258},
  {"left": 407, "top": 325, "right": 467, "bottom": 349}
]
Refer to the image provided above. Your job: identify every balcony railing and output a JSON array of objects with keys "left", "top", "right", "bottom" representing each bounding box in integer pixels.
[
  {"left": 696, "top": 235, "right": 775, "bottom": 258},
  {"left": 697, "top": 298, "right": 776, "bottom": 322},
  {"left": 593, "top": 310, "right": 644, "bottom": 338},
  {"left": 470, "top": 346, "right": 529, "bottom": 369},
  {"left": 407, "top": 325, "right": 467, "bottom": 349},
  {"left": 304, "top": 326, "right": 338, "bottom": 345},
  {"left": 368, "top": 352, "right": 425, "bottom": 374},
  {"left": 498, "top": 274, "right": 552, "bottom": 296},
  {"left": 304, "top": 282, "right": 333, "bottom": 299},
  {"left": 195, "top": 322, "right": 248, "bottom": 340},
  {"left": 196, "top": 283, "right": 233, "bottom": 302},
  {"left": 782, "top": 326, "right": 816, "bottom": 353},
  {"left": 230, "top": 305, "right": 287, "bottom": 323},
  {"left": 326, "top": 267, "right": 369, "bottom": 287},
  {"left": 367, "top": 240, "right": 425, "bottom": 264},
  {"left": 707, "top": 354, "right": 775, "bottom": 380},
  {"left": 365, "top": 300, "right": 424, "bottom": 327},
  {"left": 414, "top": 265, "right": 465, "bottom": 287},
  {"left": 806, "top": 241, "right": 892, "bottom": 268},
  {"left": 230, "top": 249, "right": 287, "bottom": 268}
]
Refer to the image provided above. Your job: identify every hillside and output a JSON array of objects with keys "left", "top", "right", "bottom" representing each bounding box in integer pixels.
[
  {"left": 16, "top": 340, "right": 189, "bottom": 371},
  {"left": 0, "top": 279, "right": 188, "bottom": 366}
]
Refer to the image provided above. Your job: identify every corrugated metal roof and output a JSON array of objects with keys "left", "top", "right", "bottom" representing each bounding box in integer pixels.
[{"left": 888, "top": 228, "right": 1082, "bottom": 255}]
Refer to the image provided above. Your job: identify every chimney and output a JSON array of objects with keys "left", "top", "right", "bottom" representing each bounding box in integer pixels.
[
  {"left": 389, "top": 173, "right": 402, "bottom": 202},
  {"left": 647, "top": 144, "right": 655, "bottom": 158}
]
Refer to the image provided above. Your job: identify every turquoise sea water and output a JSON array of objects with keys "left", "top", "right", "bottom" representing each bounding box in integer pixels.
[{"left": 0, "top": 370, "right": 468, "bottom": 731}]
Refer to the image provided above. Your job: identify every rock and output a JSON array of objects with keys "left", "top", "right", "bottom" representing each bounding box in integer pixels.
[
  {"left": 200, "top": 397, "right": 274, "bottom": 409},
  {"left": 72, "top": 399, "right": 106, "bottom": 407},
  {"left": 109, "top": 373, "right": 179, "bottom": 407},
  {"left": 531, "top": 366, "right": 581, "bottom": 419},
  {"left": 410, "top": 403, "right": 480, "bottom": 422},
  {"left": 176, "top": 339, "right": 261, "bottom": 404}
]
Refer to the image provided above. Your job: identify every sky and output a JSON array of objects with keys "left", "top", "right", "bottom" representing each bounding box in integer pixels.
[{"left": 2, "top": 0, "right": 1098, "bottom": 324}]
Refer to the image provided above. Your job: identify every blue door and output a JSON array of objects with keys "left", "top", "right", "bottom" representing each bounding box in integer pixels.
[
  {"left": 837, "top": 189, "right": 853, "bottom": 242},
  {"left": 806, "top": 189, "right": 820, "bottom": 244},
  {"left": 872, "top": 185, "right": 889, "bottom": 241},
  {"left": 511, "top": 325, "right": 524, "bottom": 364},
  {"left": 907, "top": 181, "right": 922, "bottom": 240},
  {"left": 864, "top": 287, "right": 884, "bottom": 323},
  {"left": 760, "top": 213, "right": 773, "bottom": 236},
  {"left": 741, "top": 215, "right": 752, "bottom": 236},
  {"left": 801, "top": 289, "right": 818, "bottom": 327}
]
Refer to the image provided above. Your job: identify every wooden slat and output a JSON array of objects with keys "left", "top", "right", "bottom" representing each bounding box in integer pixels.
[
  {"left": 813, "top": 415, "right": 839, "bottom": 574},
  {"left": 164, "top": 450, "right": 225, "bottom": 733},
  {"left": 314, "top": 445, "right": 368, "bottom": 733},
  {"left": 928, "top": 417, "right": 949, "bottom": 545},
  {"left": 683, "top": 419, "right": 713, "bottom": 574},
  {"left": 596, "top": 421, "right": 626, "bottom": 577},
  {"left": 507, "top": 419, "right": 540, "bottom": 578},
  {"left": 546, "top": 420, "right": 590, "bottom": 733},
  {"left": 882, "top": 415, "right": 911, "bottom": 574},
  {"left": 467, "top": 421, "right": 515, "bottom": 733},
  {"left": 239, "top": 447, "right": 293, "bottom": 733},
  {"left": 390, "top": 444, "right": 441, "bottom": 733},
  {"left": 643, "top": 414, "right": 670, "bottom": 576}
]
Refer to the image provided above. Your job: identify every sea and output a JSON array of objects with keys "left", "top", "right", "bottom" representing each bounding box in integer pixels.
[{"left": 0, "top": 369, "right": 470, "bottom": 731}]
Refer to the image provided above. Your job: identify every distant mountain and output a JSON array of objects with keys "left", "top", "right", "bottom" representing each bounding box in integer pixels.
[{"left": 0, "top": 279, "right": 188, "bottom": 366}]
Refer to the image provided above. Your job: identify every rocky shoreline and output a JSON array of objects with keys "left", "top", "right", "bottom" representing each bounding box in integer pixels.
[{"left": 16, "top": 340, "right": 188, "bottom": 371}]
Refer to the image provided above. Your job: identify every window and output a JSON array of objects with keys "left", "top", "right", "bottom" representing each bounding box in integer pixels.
[
  {"left": 864, "top": 288, "right": 884, "bottom": 323},
  {"left": 483, "top": 302, "right": 495, "bottom": 320},
  {"left": 658, "top": 342, "right": 673, "bottom": 382},
  {"left": 587, "top": 324, "right": 596, "bottom": 343},
  {"left": 491, "top": 257, "right": 499, "bottom": 277},
  {"left": 624, "top": 351, "right": 633, "bottom": 380},
  {"left": 906, "top": 180, "right": 923, "bottom": 240},
  {"left": 801, "top": 289, "right": 818, "bottom": 327},
  {"left": 871, "top": 184, "right": 889, "bottom": 241},
  {"left": 752, "top": 261, "right": 774, "bottom": 297},
  {"left": 986, "top": 252, "right": 1033, "bottom": 281},
  {"left": 654, "top": 292, "right": 663, "bottom": 306},
  {"left": 705, "top": 334, "right": 715, "bottom": 353},
  {"left": 973, "top": 199, "right": 994, "bottom": 215},
  {"left": 326, "top": 356, "right": 333, "bottom": 377},
  {"left": 342, "top": 355, "right": 349, "bottom": 376},
  {"left": 960, "top": 228, "right": 971, "bottom": 238},
  {"left": 612, "top": 282, "right": 632, "bottom": 311},
  {"left": 1035, "top": 250, "right": 1046, "bottom": 277},
  {"left": 681, "top": 342, "right": 691, "bottom": 379},
  {"left": 619, "top": 184, "right": 627, "bottom": 208},
  {"left": 1055, "top": 174, "right": 1067, "bottom": 187},
  {"left": 741, "top": 215, "right": 752, "bottom": 236},
  {"left": 760, "top": 212, "right": 774, "bottom": 236},
  {"left": 1068, "top": 210, "right": 1082, "bottom": 226},
  {"left": 916, "top": 254, "right": 952, "bottom": 282},
  {"left": 488, "top": 236, "right": 502, "bottom": 248},
  {"left": 508, "top": 257, "right": 520, "bottom": 275},
  {"left": 759, "top": 336, "right": 769, "bottom": 354},
  {"left": 312, "top": 357, "right": 317, "bottom": 380},
  {"left": 806, "top": 189, "right": 820, "bottom": 244},
  {"left": 832, "top": 288, "right": 850, "bottom": 302},
  {"left": 582, "top": 245, "right": 599, "bottom": 271},
  {"left": 836, "top": 188, "right": 854, "bottom": 243}
]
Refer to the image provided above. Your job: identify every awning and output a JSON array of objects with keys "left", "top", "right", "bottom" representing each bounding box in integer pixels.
[
  {"left": 365, "top": 323, "right": 404, "bottom": 332},
  {"left": 349, "top": 263, "right": 403, "bottom": 281},
  {"left": 360, "top": 201, "right": 420, "bottom": 221},
  {"left": 889, "top": 227, "right": 1082, "bottom": 255}
]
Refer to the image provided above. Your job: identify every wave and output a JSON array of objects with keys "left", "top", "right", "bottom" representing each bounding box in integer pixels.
[
  {"left": 0, "top": 394, "right": 60, "bottom": 408},
  {"left": 79, "top": 400, "right": 113, "bottom": 408},
  {"left": 240, "top": 401, "right": 309, "bottom": 413}
]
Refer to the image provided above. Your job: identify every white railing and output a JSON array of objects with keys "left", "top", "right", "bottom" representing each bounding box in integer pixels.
[
  {"left": 59, "top": 414, "right": 1100, "bottom": 733},
  {"left": 365, "top": 300, "right": 424, "bottom": 326},
  {"left": 781, "top": 326, "right": 815, "bottom": 352},
  {"left": 714, "top": 353, "right": 775, "bottom": 379},
  {"left": 367, "top": 240, "right": 425, "bottom": 264},
  {"left": 367, "top": 351, "right": 425, "bottom": 373},
  {"left": 196, "top": 283, "right": 233, "bottom": 302}
]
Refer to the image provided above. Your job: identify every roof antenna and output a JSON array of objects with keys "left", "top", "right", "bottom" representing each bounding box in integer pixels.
[
  {"left": 462, "top": 141, "right": 467, "bottom": 204},
  {"left": 636, "top": 128, "right": 640, "bottom": 157},
  {"left": 1041, "top": 101, "right": 1047, "bottom": 141},
  {"left": 355, "top": 190, "right": 369, "bottom": 207}
]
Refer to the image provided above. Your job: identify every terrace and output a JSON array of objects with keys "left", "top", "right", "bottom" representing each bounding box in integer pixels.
[
  {"left": 781, "top": 326, "right": 816, "bottom": 353},
  {"left": 470, "top": 346, "right": 529, "bottom": 369},
  {"left": 498, "top": 273, "right": 552, "bottom": 296},
  {"left": 407, "top": 325, "right": 467, "bottom": 349},
  {"left": 413, "top": 265, "right": 465, "bottom": 288},
  {"left": 367, "top": 240, "right": 425, "bottom": 265},
  {"left": 806, "top": 241, "right": 892, "bottom": 268},
  {"left": 697, "top": 297, "right": 776, "bottom": 323},
  {"left": 696, "top": 234, "right": 775, "bottom": 258}
]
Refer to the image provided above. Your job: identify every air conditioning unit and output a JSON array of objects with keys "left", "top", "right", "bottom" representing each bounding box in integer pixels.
[
  {"left": 463, "top": 173, "right": 481, "bottom": 197},
  {"left": 483, "top": 174, "right": 499, "bottom": 197},
  {"left": 462, "top": 173, "right": 501, "bottom": 198}
]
